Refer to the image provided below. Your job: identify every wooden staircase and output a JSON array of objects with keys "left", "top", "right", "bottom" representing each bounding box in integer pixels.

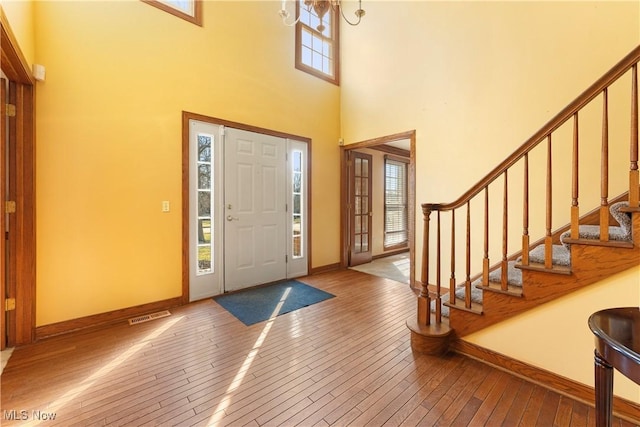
[{"left": 408, "top": 44, "right": 640, "bottom": 354}]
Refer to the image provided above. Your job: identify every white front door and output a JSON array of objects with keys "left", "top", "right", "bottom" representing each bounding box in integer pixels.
[{"left": 223, "top": 128, "right": 287, "bottom": 291}]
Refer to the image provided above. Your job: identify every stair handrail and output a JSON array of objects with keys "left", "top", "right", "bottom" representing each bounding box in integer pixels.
[{"left": 423, "top": 44, "right": 640, "bottom": 213}]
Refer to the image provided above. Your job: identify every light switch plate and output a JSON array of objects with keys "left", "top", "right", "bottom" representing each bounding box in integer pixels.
[{"left": 162, "top": 201, "right": 170, "bottom": 212}]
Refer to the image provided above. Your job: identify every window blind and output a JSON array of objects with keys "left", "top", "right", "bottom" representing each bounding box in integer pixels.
[{"left": 384, "top": 158, "right": 408, "bottom": 247}]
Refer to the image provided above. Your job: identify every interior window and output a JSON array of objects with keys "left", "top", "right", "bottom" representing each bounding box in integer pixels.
[
  {"left": 384, "top": 156, "right": 409, "bottom": 249},
  {"left": 295, "top": 0, "right": 340, "bottom": 85}
]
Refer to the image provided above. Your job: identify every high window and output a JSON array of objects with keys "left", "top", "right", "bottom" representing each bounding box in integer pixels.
[
  {"left": 295, "top": 1, "right": 340, "bottom": 85},
  {"left": 384, "top": 156, "right": 409, "bottom": 249},
  {"left": 142, "top": 0, "right": 202, "bottom": 26}
]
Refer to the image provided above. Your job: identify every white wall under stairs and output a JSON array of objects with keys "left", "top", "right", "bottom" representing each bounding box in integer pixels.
[{"left": 465, "top": 265, "right": 640, "bottom": 403}]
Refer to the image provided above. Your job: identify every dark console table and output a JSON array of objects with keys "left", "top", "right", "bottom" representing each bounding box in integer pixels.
[{"left": 588, "top": 307, "right": 640, "bottom": 427}]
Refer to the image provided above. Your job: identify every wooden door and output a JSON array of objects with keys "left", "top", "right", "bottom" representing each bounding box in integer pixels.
[
  {"left": 1, "top": 13, "right": 36, "bottom": 346},
  {"left": 349, "top": 151, "right": 373, "bottom": 266},
  {"left": 1, "top": 78, "right": 6, "bottom": 350}
]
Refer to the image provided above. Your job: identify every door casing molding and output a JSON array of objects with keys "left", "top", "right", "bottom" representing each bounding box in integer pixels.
[
  {"left": 340, "top": 130, "right": 417, "bottom": 288},
  {"left": 181, "top": 111, "right": 313, "bottom": 302},
  {"left": 1, "top": 8, "right": 37, "bottom": 346}
]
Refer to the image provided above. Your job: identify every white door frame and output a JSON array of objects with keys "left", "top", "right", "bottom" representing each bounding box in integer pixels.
[
  {"left": 184, "top": 114, "right": 311, "bottom": 301},
  {"left": 188, "top": 121, "right": 224, "bottom": 301}
]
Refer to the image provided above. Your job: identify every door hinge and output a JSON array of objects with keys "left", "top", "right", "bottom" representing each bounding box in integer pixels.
[
  {"left": 286, "top": 254, "right": 288, "bottom": 263},
  {"left": 5, "top": 104, "right": 16, "bottom": 117},
  {"left": 5, "top": 201, "right": 16, "bottom": 214},
  {"left": 5, "top": 298, "right": 16, "bottom": 311}
]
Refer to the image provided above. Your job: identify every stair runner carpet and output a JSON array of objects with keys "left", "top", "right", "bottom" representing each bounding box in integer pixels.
[{"left": 433, "top": 201, "right": 633, "bottom": 318}]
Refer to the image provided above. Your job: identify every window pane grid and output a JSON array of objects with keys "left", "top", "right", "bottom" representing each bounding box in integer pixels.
[
  {"left": 384, "top": 159, "right": 408, "bottom": 248},
  {"left": 292, "top": 150, "right": 304, "bottom": 258},
  {"left": 301, "top": 27, "right": 334, "bottom": 78},
  {"left": 197, "top": 134, "right": 213, "bottom": 274},
  {"left": 296, "top": 0, "right": 337, "bottom": 83}
]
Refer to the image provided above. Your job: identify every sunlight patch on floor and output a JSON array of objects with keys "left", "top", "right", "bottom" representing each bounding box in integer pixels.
[
  {"left": 1, "top": 347, "right": 14, "bottom": 375},
  {"left": 208, "top": 286, "right": 292, "bottom": 426},
  {"left": 23, "top": 316, "right": 183, "bottom": 427}
]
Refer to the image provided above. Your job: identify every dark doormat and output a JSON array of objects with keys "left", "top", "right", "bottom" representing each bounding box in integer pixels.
[{"left": 213, "top": 280, "right": 335, "bottom": 326}]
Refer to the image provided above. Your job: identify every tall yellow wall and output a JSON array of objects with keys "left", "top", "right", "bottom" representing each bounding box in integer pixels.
[
  {"left": 340, "top": 0, "right": 640, "bottom": 402},
  {"left": 32, "top": 0, "right": 341, "bottom": 326}
]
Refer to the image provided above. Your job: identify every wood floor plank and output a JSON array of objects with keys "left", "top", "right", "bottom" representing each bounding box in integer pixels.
[
  {"left": 382, "top": 355, "right": 465, "bottom": 427},
  {"left": 465, "top": 365, "right": 512, "bottom": 425},
  {"left": 555, "top": 395, "right": 576, "bottom": 426},
  {"left": 570, "top": 398, "right": 589, "bottom": 427},
  {"left": 353, "top": 354, "right": 438, "bottom": 425},
  {"left": 520, "top": 384, "right": 548, "bottom": 425},
  {"left": 429, "top": 360, "right": 490, "bottom": 426},
  {"left": 1, "top": 270, "right": 634, "bottom": 427},
  {"left": 537, "top": 389, "right": 563, "bottom": 426}
]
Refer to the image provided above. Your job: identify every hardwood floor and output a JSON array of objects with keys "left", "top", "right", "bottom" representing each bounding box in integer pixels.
[{"left": 0, "top": 270, "right": 635, "bottom": 426}]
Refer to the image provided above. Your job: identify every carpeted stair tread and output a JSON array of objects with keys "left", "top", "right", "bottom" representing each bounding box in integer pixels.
[
  {"left": 433, "top": 261, "right": 520, "bottom": 318},
  {"left": 560, "top": 201, "right": 632, "bottom": 246},
  {"left": 560, "top": 225, "right": 631, "bottom": 245},
  {"left": 484, "top": 260, "right": 523, "bottom": 287},
  {"left": 521, "top": 244, "right": 571, "bottom": 267},
  {"left": 432, "top": 285, "right": 483, "bottom": 318}
]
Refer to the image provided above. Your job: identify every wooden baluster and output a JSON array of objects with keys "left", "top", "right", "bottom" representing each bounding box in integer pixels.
[
  {"left": 419, "top": 206, "right": 432, "bottom": 326},
  {"left": 465, "top": 201, "right": 471, "bottom": 309},
  {"left": 630, "top": 64, "right": 639, "bottom": 208},
  {"left": 501, "top": 171, "right": 508, "bottom": 291},
  {"left": 600, "top": 88, "right": 610, "bottom": 241},
  {"left": 522, "top": 153, "right": 530, "bottom": 266},
  {"left": 435, "top": 211, "right": 442, "bottom": 323},
  {"left": 450, "top": 210, "right": 456, "bottom": 306},
  {"left": 571, "top": 113, "right": 580, "bottom": 239},
  {"left": 545, "top": 135, "right": 553, "bottom": 269},
  {"left": 483, "top": 187, "right": 489, "bottom": 286}
]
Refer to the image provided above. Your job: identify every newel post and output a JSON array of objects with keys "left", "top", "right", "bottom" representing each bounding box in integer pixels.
[{"left": 418, "top": 205, "right": 432, "bottom": 326}]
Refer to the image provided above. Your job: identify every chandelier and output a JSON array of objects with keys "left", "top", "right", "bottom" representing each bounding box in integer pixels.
[{"left": 279, "top": 0, "right": 365, "bottom": 32}]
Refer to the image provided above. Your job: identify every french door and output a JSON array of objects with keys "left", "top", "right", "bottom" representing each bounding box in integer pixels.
[
  {"left": 349, "top": 151, "right": 373, "bottom": 266},
  {"left": 1, "top": 78, "right": 6, "bottom": 350},
  {"left": 188, "top": 120, "right": 308, "bottom": 300}
]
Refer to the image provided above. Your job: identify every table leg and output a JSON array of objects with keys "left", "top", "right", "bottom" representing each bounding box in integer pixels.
[{"left": 594, "top": 350, "right": 613, "bottom": 427}]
